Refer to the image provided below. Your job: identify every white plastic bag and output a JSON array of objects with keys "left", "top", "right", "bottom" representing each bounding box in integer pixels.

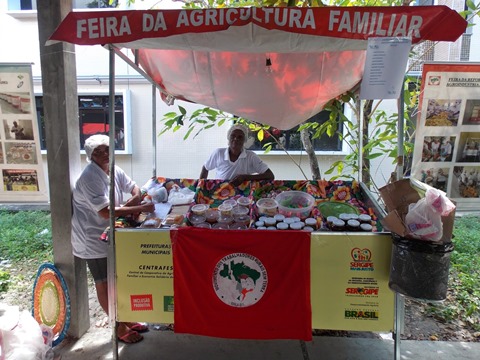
[
  {"left": 167, "top": 187, "right": 195, "bottom": 205},
  {"left": 404, "top": 188, "right": 455, "bottom": 242}
]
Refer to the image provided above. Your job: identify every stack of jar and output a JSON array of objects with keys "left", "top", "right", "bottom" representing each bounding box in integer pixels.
[
  {"left": 254, "top": 214, "right": 319, "bottom": 232},
  {"left": 190, "top": 197, "right": 253, "bottom": 229},
  {"left": 325, "top": 213, "right": 373, "bottom": 232}
]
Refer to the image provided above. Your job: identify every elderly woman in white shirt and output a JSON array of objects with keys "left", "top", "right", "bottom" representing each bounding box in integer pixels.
[{"left": 199, "top": 124, "right": 274, "bottom": 186}]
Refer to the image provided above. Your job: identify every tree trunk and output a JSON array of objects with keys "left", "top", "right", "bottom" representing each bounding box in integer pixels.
[
  {"left": 300, "top": 128, "right": 321, "bottom": 180},
  {"left": 362, "top": 100, "right": 373, "bottom": 186}
]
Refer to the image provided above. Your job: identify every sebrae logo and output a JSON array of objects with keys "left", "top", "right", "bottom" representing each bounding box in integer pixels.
[
  {"left": 428, "top": 75, "right": 441, "bottom": 86},
  {"left": 350, "top": 247, "right": 374, "bottom": 271},
  {"left": 213, "top": 252, "right": 268, "bottom": 308}
]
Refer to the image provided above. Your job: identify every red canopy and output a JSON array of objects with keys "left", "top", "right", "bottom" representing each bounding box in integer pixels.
[{"left": 49, "top": 6, "right": 467, "bottom": 129}]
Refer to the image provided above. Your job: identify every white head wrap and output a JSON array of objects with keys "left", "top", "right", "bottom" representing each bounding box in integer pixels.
[
  {"left": 227, "top": 124, "right": 248, "bottom": 140},
  {"left": 84, "top": 134, "right": 110, "bottom": 162}
]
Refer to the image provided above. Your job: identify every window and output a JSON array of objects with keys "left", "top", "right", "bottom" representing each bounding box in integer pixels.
[
  {"left": 8, "top": 0, "right": 118, "bottom": 11},
  {"left": 246, "top": 108, "right": 344, "bottom": 153},
  {"left": 36, "top": 92, "right": 131, "bottom": 153}
]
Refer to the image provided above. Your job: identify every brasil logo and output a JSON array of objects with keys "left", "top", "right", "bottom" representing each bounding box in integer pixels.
[{"left": 213, "top": 253, "right": 268, "bottom": 308}]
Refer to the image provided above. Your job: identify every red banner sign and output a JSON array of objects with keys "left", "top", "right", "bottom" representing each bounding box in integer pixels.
[{"left": 49, "top": 6, "right": 466, "bottom": 47}]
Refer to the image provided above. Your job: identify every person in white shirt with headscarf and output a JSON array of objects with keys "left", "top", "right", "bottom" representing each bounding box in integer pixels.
[
  {"left": 199, "top": 124, "right": 274, "bottom": 186},
  {"left": 71, "top": 134, "right": 154, "bottom": 344}
]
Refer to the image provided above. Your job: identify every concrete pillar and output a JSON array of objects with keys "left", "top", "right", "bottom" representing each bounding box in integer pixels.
[{"left": 36, "top": 0, "right": 90, "bottom": 338}]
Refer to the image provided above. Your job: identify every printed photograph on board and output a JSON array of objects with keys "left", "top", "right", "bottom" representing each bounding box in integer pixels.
[
  {"left": 416, "top": 167, "right": 450, "bottom": 192},
  {"left": 462, "top": 99, "right": 480, "bottom": 125},
  {"left": 425, "top": 99, "right": 461, "bottom": 126},
  {"left": 421, "top": 136, "right": 455, "bottom": 162},
  {"left": 451, "top": 166, "right": 480, "bottom": 198},
  {"left": 0, "top": 92, "right": 31, "bottom": 114},
  {"left": 2, "top": 169, "right": 39, "bottom": 192},
  {"left": 456, "top": 132, "right": 480, "bottom": 163},
  {"left": 4, "top": 142, "right": 37, "bottom": 165},
  {"left": 3, "top": 118, "right": 35, "bottom": 140}
]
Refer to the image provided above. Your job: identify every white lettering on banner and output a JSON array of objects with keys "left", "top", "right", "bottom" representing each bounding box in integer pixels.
[
  {"left": 329, "top": 11, "right": 422, "bottom": 38},
  {"left": 175, "top": 7, "right": 316, "bottom": 29},
  {"left": 142, "top": 13, "right": 167, "bottom": 31},
  {"left": 77, "top": 16, "right": 131, "bottom": 39}
]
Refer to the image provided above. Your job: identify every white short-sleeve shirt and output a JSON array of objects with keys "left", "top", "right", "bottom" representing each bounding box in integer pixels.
[
  {"left": 203, "top": 148, "right": 269, "bottom": 180},
  {"left": 71, "top": 162, "right": 136, "bottom": 259}
]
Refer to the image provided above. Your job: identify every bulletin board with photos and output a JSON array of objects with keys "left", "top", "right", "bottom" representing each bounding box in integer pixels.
[
  {"left": 0, "top": 63, "right": 48, "bottom": 202},
  {"left": 411, "top": 63, "right": 480, "bottom": 211}
]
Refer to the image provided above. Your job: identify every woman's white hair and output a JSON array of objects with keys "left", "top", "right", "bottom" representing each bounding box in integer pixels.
[
  {"left": 84, "top": 134, "right": 110, "bottom": 162},
  {"left": 227, "top": 124, "right": 248, "bottom": 140}
]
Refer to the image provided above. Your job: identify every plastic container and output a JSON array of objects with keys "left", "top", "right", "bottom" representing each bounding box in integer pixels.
[
  {"left": 191, "top": 203, "right": 209, "bottom": 216},
  {"left": 230, "top": 222, "right": 248, "bottom": 230},
  {"left": 389, "top": 234, "right": 454, "bottom": 301},
  {"left": 275, "top": 191, "right": 315, "bottom": 220},
  {"left": 205, "top": 209, "right": 219, "bottom": 224},
  {"left": 237, "top": 196, "right": 253, "bottom": 208},
  {"left": 223, "top": 199, "right": 237, "bottom": 208},
  {"left": 218, "top": 203, "right": 233, "bottom": 217},
  {"left": 188, "top": 214, "right": 207, "bottom": 225},
  {"left": 195, "top": 222, "right": 211, "bottom": 229},
  {"left": 257, "top": 198, "right": 278, "bottom": 217}
]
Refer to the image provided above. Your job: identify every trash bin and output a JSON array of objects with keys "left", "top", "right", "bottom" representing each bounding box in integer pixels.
[{"left": 388, "top": 234, "right": 454, "bottom": 301}]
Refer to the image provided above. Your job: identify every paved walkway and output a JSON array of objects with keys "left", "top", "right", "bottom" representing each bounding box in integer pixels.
[{"left": 53, "top": 326, "right": 480, "bottom": 360}]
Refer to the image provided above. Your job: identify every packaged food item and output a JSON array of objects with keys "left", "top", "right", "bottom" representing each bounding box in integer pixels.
[
  {"left": 290, "top": 222, "right": 304, "bottom": 230},
  {"left": 257, "top": 198, "right": 278, "bottom": 217},
  {"left": 191, "top": 203, "right": 209, "bottom": 216},
  {"left": 140, "top": 217, "right": 162, "bottom": 228},
  {"left": 237, "top": 196, "right": 253, "bottom": 208},
  {"left": 276, "top": 222, "right": 289, "bottom": 230},
  {"left": 218, "top": 203, "right": 233, "bottom": 217},
  {"left": 275, "top": 191, "right": 315, "bottom": 220},
  {"left": 223, "top": 199, "right": 237, "bottom": 208},
  {"left": 330, "top": 219, "right": 346, "bottom": 231},
  {"left": 347, "top": 219, "right": 360, "bottom": 231},
  {"left": 205, "top": 209, "right": 219, "bottom": 224},
  {"left": 358, "top": 214, "right": 372, "bottom": 224},
  {"left": 360, "top": 223, "right": 373, "bottom": 232},
  {"left": 264, "top": 217, "right": 276, "bottom": 227},
  {"left": 164, "top": 214, "right": 184, "bottom": 226},
  {"left": 195, "top": 222, "right": 211, "bottom": 229}
]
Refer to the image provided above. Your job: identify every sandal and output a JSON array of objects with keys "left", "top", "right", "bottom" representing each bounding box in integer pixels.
[
  {"left": 118, "top": 330, "right": 144, "bottom": 344},
  {"left": 128, "top": 322, "right": 149, "bottom": 333}
]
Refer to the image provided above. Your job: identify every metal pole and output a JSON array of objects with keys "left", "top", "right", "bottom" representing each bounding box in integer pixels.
[
  {"left": 393, "top": 79, "right": 406, "bottom": 360},
  {"left": 152, "top": 84, "right": 157, "bottom": 178},
  {"left": 107, "top": 45, "right": 119, "bottom": 360}
]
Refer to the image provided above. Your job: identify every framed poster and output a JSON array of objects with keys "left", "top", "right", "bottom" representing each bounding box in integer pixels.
[
  {"left": 0, "top": 63, "right": 48, "bottom": 202},
  {"left": 411, "top": 63, "right": 480, "bottom": 212}
]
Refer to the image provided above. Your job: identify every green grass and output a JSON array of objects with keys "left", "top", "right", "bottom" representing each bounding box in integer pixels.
[
  {"left": 0, "top": 210, "right": 53, "bottom": 261},
  {"left": 425, "top": 215, "right": 480, "bottom": 331}
]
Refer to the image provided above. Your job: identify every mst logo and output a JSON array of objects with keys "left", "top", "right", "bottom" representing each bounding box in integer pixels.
[
  {"left": 350, "top": 247, "right": 374, "bottom": 271},
  {"left": 213, "top": 253, "right": 268, "bottom": 308},
  {"left": 428, "top": 75, "right": 441, "bottom": 86}
]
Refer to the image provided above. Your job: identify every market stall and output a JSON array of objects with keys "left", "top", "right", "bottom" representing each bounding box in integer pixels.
[{"left": 47, "top": 5, "right": 467, "bottom": 358}]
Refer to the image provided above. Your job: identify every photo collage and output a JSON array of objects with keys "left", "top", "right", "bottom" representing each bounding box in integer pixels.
[
  {"left": 0, "top": 64, "right": 46, "bottom": 200},
  {"left": 411, "top": 63, "right": 480, "bottom": 208}
]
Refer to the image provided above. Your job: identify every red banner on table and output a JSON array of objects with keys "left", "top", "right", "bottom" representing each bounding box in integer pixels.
[{"left": 171, "top": 227, "right": 312, "bottom": 341}]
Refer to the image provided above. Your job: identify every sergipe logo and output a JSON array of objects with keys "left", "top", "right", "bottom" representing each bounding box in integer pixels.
[
  {"left": 213, "top": 253, "right": 268, "bottom": 308},
  {"left": 350, "top": 247, "right": 374, "bottom": 271}
]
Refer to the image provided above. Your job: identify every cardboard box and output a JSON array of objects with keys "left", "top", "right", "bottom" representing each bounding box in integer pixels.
[{"left": 379, "top": 178, "right": 455, "bottom": 244}]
